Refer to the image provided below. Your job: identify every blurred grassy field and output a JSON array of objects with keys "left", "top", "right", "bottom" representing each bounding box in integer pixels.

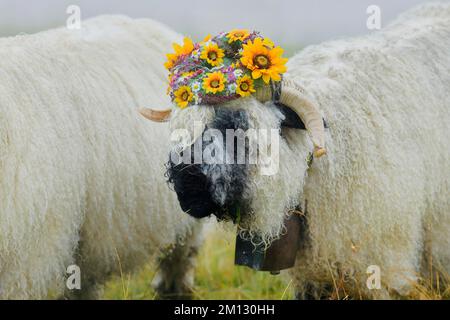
[
  {"left": 104, "top": 227, "right": 294, "bottom": 300},
  {"left": 103, "top": 225, "right": 450, "bottom": 300}
]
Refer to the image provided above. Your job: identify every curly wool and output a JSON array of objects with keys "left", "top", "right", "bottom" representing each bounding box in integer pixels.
[
  {"left": 0, "top": 16, "right": 199, "bottom": 299},
  {"left": 280, "top": 3, "right": 450, "bottom": 298}
]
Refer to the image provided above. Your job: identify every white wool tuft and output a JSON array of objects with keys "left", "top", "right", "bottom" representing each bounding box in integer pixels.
[
  {"left": 0, "top": 16, "right": 199, "bottom": 299},
  {"left": 170, "top": 105, "right": 216, "bottom": 151},
  {"left": 280, "top": 2, "right": 450, "bottom": 298}
]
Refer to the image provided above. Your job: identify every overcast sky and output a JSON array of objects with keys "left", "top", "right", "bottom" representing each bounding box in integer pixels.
[{"left": 0, "top": 0, "right": 445, "bottom": 46}]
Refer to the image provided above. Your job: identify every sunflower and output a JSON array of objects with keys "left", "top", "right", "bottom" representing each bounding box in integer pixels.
[
  {"left": 227, "top": 29, "right": 250, "bottom": 43},
  {"left": 164, "top": 37, "right": 194, "bottom": 70},
  {"left": 240, "top": 38, "right": 287, "bottom": 84},
  {"left": 200, "top": 43, "right": 225, "bottom": 67},
  {"left": 202, "top": 71, "right": 226, "bottom": 94},
  {"left": 236, "top": 75, "right": 256, "bottom": 97},
  {"left": 174, "top": 86, "right": 194, "bottom": 108}
]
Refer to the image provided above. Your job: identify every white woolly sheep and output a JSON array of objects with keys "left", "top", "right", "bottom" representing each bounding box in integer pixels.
[
  {"left": 0, "top": 15, "right": 202, "bottom": 299},
  {"left": 142, "top": 3, "right": 450, "bottom": 299}
]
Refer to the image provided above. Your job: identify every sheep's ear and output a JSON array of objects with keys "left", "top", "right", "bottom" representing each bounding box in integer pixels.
[
  {"left": 278, "top": 81, "right": 327, "bottom": 158},
  {"left": 276, "top": 103, "right": 306, "bottom": 129},
  {"left": 255, "top": 79, "right": 327, "bottom": 158},
  {"left": 139, "top": 108, "right": 172, "bottom": 122},
  {"left": 277, "top": 103, "right": 328, "bottom": 130}
]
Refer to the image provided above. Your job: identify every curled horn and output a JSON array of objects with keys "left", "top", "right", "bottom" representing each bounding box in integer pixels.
[
  {"left": 139, "top": 108, "right": 172, "bottom": 122},
  {"left": 255, "top": 78, "right": 326, "bottom": 158}
]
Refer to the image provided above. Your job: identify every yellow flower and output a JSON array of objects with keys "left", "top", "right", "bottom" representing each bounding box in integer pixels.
[
  {"left": 200, "top": 42, "right": 225, "bottom": 67},
  {"left": 262, "top": 37, "right": 274, "bottom": 48},
  {"left": 203, "top": 71, "right": 226, "bottom": 94},
  {"left": 164, "top": 53, "right": 177, "bottom": 70},
  {"left": 202, "top": 34, "right": 212, "bottom": 42},
  {"left": 236, "top": 75, "right": 256, "bottom": 97},
  {"left": 227, "top": 29, "right": 250, "bottom": 43},
  {"left": 164, "top": 37, "right": 194, "bottom": 70},
  {"left": 174, "top": 86, "right": 194, "bottom": 108},
  {"left": 240, "top": 38, "right": 288, "bottom": 84},
  {"left": 181, "top": 71, "right": 195, "bottom": 78}
]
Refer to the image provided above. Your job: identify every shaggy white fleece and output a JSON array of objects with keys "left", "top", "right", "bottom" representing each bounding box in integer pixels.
[
  {"left": 0, "top": 16, "right": 199, "bottom": 299},
  {"left": 283, "top": 3, "right": 450, "bottom": 298}
]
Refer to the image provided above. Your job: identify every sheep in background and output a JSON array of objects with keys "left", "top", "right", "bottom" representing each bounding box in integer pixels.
[
  {"left": 142, "top": 3, "right": 450, "bottom": 299},
  {"left": 0, "top": 15, "right": 202, "bottom": 299}
]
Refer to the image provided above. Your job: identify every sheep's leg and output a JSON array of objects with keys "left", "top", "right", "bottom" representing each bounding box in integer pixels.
[
  {"left": 62, "top": 243, "right": 104, "bottom": 300},
  {"left": 152, "top": 223, "right": 203, "bottom": 299},
  {"left": 62, "top": 264, "right": 104, "bottom": 300}
]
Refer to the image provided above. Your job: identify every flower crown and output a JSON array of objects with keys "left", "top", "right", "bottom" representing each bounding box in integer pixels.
[{"left": 165, "top": 29, "right": 288, "bottom": 109}]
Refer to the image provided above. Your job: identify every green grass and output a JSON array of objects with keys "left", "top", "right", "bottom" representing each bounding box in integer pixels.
[
  {"left": 103, "top": 226, "right": 450, "bottom": 300},
  {"left": 103, "top": 228, "right": 294, "bottom": 300}
]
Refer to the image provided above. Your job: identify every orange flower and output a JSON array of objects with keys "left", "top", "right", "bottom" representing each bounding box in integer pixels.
[
  {"left": 227, "top": 29, "right": 250, "bottom": 43},
  {"left": 164, "top": 37, "right": 194, "bottom": 70},
  {"left": 202, "top": 34, "right": 212, "bottom": 42},
  {"left": 202, "top": 71, "right": 226, "bottom": 94},
  {"left": 174, "top": 86, "right": 193, "bottom": 108},
  {"left": 240, "top": 38, "right": 287, "bottom": 84},
  {"left": 200, "top": 42, "right": 225, "bottom": 67},
  {"left": 236, "top": 75, "right": 256, "bottom": 97}
]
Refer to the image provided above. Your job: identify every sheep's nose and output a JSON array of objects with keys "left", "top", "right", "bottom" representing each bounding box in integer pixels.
[
  {"left": 166, "top": 108, "right": 251, "bottom": 220},
  {"left": 166, "top": 161, "right": 219, "bottom": 219},
  {"left": 166, "top": 150, "right": 247, "bottom": 220}
]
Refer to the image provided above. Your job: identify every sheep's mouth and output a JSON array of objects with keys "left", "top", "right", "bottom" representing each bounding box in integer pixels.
[{"left": 165, "top": 160, "right": 251, "bottom": 221}]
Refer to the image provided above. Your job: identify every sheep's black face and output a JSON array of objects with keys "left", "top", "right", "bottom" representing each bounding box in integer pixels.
[
  {"left": 166, "top": 108, "right": 251, "bottom": 221},
  {"left": 166, "top": 103, "right": 307, "bottom": 222}
]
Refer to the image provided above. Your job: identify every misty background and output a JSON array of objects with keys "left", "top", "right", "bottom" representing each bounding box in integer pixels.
[{"left": 0, "top": 0, "right": 445, "bottom": 48}]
